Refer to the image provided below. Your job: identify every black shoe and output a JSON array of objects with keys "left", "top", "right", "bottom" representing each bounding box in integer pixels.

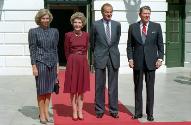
[
  {"left": 132, "top": 114, "right": 143, "bottom": 119},
  {"left": 147, "top": 115, "right": 154, "bottom": 121},
  {"left": 96, "top": 113, "right": 104, "bottom": 118},
  {"left": 110, "top": 113, "right": 119, "bottom": 118}
]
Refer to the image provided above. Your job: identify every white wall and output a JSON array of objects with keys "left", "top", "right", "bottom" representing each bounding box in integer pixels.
[
  {"left": 93, "top": 0, "right": 167, "bottom": 74},
  {"left": 0, "top": 0, "right": 43, "bottom": 75},
  {"left": 185, "top": 0, "right": 191, "bottom": 67}
]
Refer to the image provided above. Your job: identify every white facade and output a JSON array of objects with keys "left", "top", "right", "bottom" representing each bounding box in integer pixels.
[
  {"left": 0, "top": 0, "right": 43, "bottom": 75},
  {"left": 0, "top": 0, "right": 168, "bottom": 75},
  {"left": 185, "top": 0, "right": 191, "bottom": 67}
]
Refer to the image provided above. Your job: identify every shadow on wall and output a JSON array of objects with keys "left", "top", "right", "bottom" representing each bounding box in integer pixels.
[
  {"left": 123, "top": 0, "right": 141, "bottom": 24},
  {"left": 0, "top": 0, "right": 4, "bottom": 20}
]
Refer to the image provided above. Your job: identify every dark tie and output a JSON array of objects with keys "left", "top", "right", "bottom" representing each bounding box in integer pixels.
[
  {"left": 141, "top": 24, "right": 147, "bottom": 44},
  {"left": 106, "top": 21, "right": 111, "bottom": 45}
]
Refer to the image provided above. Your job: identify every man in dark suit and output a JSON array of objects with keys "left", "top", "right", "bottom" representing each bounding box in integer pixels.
[
  {"left": 127, "top": 6, "right": 164, "bottom": 121},
  {"left": 91, "top": 3, "right": 121, "bottom": 118}
]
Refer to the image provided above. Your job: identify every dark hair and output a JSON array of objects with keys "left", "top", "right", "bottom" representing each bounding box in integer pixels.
[
  {"left": 101, "top": 3, "right": 113, "bottom": 13},
  {"left": 139, "top": 6, "right": 151, "bottom": 14}
]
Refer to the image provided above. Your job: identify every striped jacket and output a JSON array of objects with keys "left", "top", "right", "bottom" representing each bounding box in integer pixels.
[{"left": 28, "top": 27, "right": 59, "bottom": 67}]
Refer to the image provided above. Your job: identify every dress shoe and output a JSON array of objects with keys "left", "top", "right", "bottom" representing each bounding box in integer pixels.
[
  {"left": 72, "top": 117, "right": 78, "bottom": 121},
  {"left": 132, "top": 114, "right": 143, "bottom": 119},
  {"left": 46, "top": 117, "right": 54, "bottom": 123},
  {"left": 78, "top": 111, "right": 84, "bottom": 120},
  {"left": 147, "top": 115, "right": 154, "bottom": 121},
  {"left": 72, "top": 112, "right": 78, "bottom": 121},
  {"left": 96, "top": 113, "right": 104, "bottom": 118},
  {"left": 78, "top": 116, "right": 84, "bottom": 120},
  {"left": 40, "top": 120, "right": 47, "bottom": 124},
  {"left": 110, "top": 113, "right": 119, "bottom": 118}
]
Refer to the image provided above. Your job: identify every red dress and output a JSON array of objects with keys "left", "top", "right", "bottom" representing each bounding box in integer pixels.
[{"left": 64, "top": 31, "right": 90, "bottom": 93}]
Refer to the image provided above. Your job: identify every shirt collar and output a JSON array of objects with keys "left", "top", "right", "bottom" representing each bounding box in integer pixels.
[
  {"left": 140, "top": 21, "right": 149, "bottom": 27},
  {"left": 102, "top": 19, "right": 111, "bottom": 24}
]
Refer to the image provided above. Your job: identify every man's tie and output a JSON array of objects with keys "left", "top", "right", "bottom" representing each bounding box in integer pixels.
[
  {"left": 142, "top": 24, "right": 147, "bottom": 36},
  {"left": 141, "top": 24, "right": 147, "bottom": 44},
  {"left": 106, "top": 21, "right": 111, "bottom": 45}
]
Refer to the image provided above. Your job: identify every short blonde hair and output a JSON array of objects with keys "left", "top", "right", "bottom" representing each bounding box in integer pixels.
[
  {"left": 70, "top": 12, "right": 87, "bottom": 27},
  {"left": 35, "top": 9, "right": 53, "bottom": 25}
]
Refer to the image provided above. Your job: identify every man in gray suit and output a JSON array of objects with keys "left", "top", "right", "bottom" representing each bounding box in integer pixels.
[
  {"left": 91, "top": 3, "right": 121, "bottom": 118},
  {"left": 127, "top": 6, "right": 164, "bottom": 121}
]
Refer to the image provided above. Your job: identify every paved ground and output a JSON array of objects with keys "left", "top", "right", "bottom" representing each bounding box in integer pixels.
[{"left": 0, "top": 67, "right": 191, "bottom": 125}]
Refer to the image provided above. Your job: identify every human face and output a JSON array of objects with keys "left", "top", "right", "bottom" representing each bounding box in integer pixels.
[
  {"left": 139, "top": 9, "right": 151, "bottom": 24},
  {"left": 40, "top": 14, "right": 50, "bottom": 28},
  {"left": 73, "top": 18, "right": 83, "bottom": 31},
  {"left": 102, "top": 6, "right": 113, "bottom": 21}
]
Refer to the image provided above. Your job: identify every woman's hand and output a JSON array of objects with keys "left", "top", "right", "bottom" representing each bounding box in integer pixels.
[
  {"left": 32, "top": 65, "right": 38, "bottom": 76},
  {"left": 57, "top": 63, "right": 59, "bottom": 75}
]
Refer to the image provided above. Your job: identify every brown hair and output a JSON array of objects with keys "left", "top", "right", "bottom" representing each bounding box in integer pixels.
[
  {"left": 101, "top": 3, "right": 113, "bottom": 13},
  {"left": 70, "top": 12, "right": 87, "bottom": 27}
]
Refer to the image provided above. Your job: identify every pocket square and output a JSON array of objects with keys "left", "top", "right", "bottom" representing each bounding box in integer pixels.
[{"left": 152, "top": 31, "right": 156, "bottom": 33}]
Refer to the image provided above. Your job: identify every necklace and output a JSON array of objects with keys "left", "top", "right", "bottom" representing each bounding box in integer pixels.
[{"left": 73, "top": 31, "right": 82, "bottom": 37}]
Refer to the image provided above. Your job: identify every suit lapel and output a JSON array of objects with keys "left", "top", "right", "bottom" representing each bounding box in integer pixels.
[
  {"left": 110, "top": 20, "right": 115, "bottom": 44},
  {"left": 145, "top": 21, "right": 153, "bottom": 43},
  {"left": 99, "top": 19, "right": 109, "bottom": 46},
  {"left": 135, "top": 22, "right": 143, "bottom": 44},
  {"left": 100, "top": 19, "right": 111, "bottom": 46}
]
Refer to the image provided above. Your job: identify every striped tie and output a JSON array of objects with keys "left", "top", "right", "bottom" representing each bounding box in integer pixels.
[
  {"left": 106, "top": 21, "right": 111, "bottom": 45},
  {"left": 142, "top": 24, "right": 147, "bottom": 44}
]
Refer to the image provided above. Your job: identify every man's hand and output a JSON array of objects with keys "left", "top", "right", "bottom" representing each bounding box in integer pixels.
[
  {"left": 156, "top": 59, "right": 162, "bottom": 68},
  {"left": 129, "top": 59, "right": 134, "bottom": 68}
]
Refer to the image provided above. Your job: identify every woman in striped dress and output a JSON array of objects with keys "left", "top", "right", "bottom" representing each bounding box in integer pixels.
[{"left": 28, "top": 9, "right": 59, "bottom": 124}]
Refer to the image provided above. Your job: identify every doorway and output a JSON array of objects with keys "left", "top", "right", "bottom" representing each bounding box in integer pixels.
[
  {"left": 166, "top": 0, "right": 185, "bottom": 67},
  {"left": 48, "top": 5, "right": 87, "bottom": 66}
]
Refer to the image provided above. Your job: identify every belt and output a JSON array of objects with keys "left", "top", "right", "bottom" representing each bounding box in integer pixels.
[{"left": 71, "top": 51, "right": 86, "bottom": 55}]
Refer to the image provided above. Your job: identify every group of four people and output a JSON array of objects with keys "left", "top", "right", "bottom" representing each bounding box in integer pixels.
[{"left": 28, "top": 3, "right": 164, "bottom": 124}]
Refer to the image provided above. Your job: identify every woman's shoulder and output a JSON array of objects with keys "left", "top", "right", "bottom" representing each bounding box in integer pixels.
[
  {"left": 83, "top": 31, "right": 89, "bottom": 36},
  {"left": 28, "top": 27, "right": 40, "bottom": 36},
  {"left": 50, "top": 28, "right": 59, "bottom": 33},
  {"left": 29, "top": 27, "right": 39, "bottom": 32},
  {"left": 65, "top": 31, "right": 73, "bottom": 37}
]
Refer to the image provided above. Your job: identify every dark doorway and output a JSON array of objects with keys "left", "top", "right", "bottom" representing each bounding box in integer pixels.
[{"left": 49, "top": 6, "right": 86, "bottom": 66}]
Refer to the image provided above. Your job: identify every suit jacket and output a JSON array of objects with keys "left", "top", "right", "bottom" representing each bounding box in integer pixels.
[
  {"left": 127, "top": 21, "right": 164, "bottom": 70},
  {"left": 90, "top": 19, "right": 121, "bottom": 69},
  {"left": 28, "top": 27, "right": 59, "bottom": 67}
]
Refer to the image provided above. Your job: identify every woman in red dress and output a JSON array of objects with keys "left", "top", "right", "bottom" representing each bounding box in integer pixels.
[{"left": 64, "top": 12, "right": 90, "bottom": 120}]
